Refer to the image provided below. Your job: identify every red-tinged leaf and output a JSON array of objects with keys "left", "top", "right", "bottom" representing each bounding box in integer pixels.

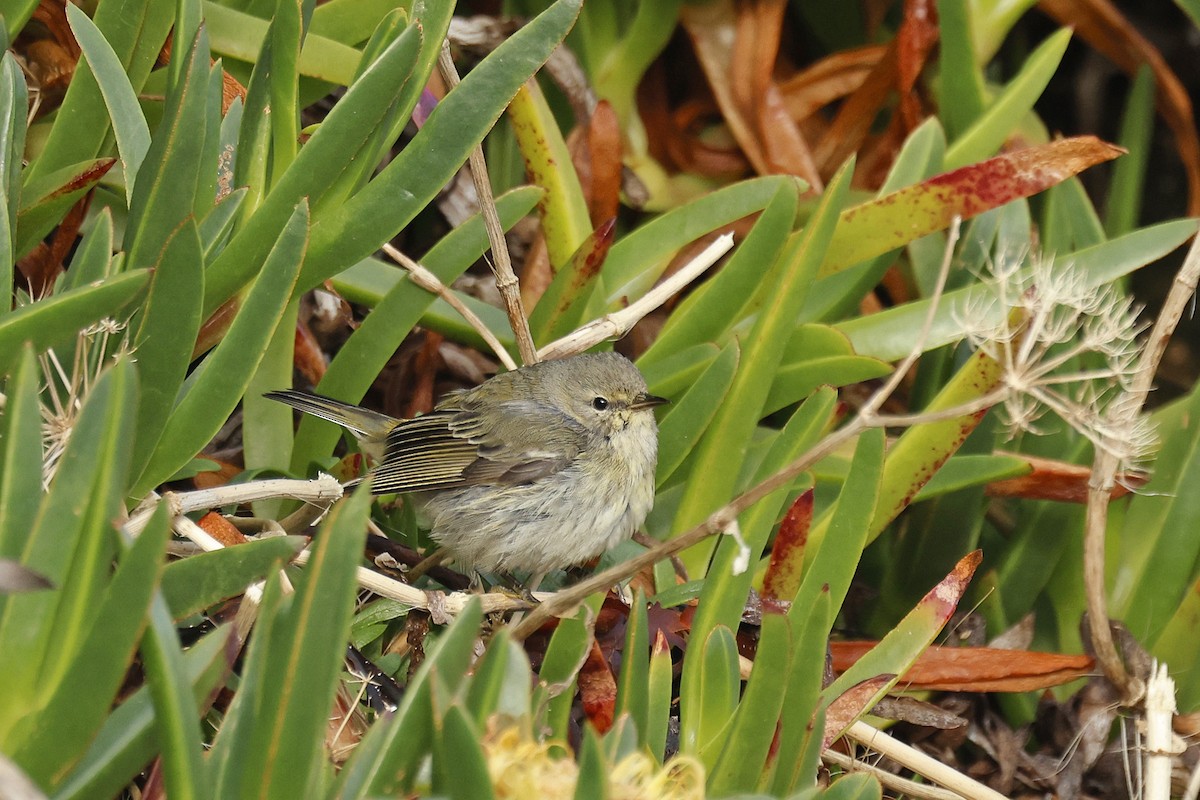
[
  {"left": 894, "top": 0, "right": 939, "bottom": 129},
  {"left": 578, "top": 639, "right": 616, "bottom": 734},
  {"left": 925, "top": 550, "right": 982, "bottom": 621},
  {"left": 194, "top": 295, "right": 241, "bottom": 358},
  {"left": 822, "top": 674, "right": 894, "bottom": 750},
  {"left": 585, "top": 99, "right": 622, "bottom": 227},
  {"left": 821, "top": 136, "right": 1125, "bottom": 276},
  {"left": 762, "top": 490, "right": 813, "bottom": 607},
  {"left": 984, "top": 453, "right": 1146, "bottom": 502},
  {"left": 830, "top": 642, "right": 1095, "bottom": 692}
]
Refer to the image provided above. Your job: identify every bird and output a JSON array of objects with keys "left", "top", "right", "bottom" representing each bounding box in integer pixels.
[{"left": 265, "top": 352, "right": 666, "bottom": 579}]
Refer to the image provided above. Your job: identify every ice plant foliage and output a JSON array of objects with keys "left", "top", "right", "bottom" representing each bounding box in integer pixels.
[{"left": 953, "top": 252, "right": 1156, "bottom": 474}]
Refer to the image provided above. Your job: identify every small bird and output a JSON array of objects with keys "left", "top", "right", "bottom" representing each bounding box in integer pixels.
[{"left": 265, "top": 352, "right": 666, "bottom": 578}]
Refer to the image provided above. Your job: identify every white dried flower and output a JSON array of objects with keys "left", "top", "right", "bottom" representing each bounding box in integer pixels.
[{"left": 953, "top": 252, "right": 1155, "bottom": 473}]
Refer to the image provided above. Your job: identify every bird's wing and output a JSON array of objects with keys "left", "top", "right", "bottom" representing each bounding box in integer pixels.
[{"left": 371, "top": 401, "right": 584, "bottom": 494}]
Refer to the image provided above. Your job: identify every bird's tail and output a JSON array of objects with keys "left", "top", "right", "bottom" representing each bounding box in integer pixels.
[{"left": 263, "top": 390, "right": 398, "bottom": 441}]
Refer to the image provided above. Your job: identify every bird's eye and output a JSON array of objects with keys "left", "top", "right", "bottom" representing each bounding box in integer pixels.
[{"left": 592, "top": 396, "right": 609, "bottom": 411}]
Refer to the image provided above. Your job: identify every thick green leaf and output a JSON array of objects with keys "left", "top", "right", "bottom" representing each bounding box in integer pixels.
[
  {"left": 8, "top": 501, "right": 167, "bottom": 790},
  {"left": 25, "top": 0, "right": 173, "bottom": 183},
  {"left": 574, "top": 724, "right": 607, "bottom": 800},
  {"left": 1105, "top": 65, "right": 1155, "bottom": 238},
  {"left": 203, "top": 20, "right": 422, "bottom": 314},
  {"left": 300, "top": 0, "right": 584, "bottom": 294},
  {"left": 204, "top": 1, "right": 365, "bottom": 85},
  {"left": 15, "top": 158, "right": 115, "bottom": 258},
  {"left": 0, "top": 359, "right": 137, "bottom": 741},
  {"left": 217, "top": 483, "right": 371, "bottom": 799},
  {"left": 707, "top": 613, "right": 792, "bottom": 794},
  {"left": 132, "top": 201, "right": 307, "bottom": 496},
  {"left": 534, "top": 596, "right": 603, "bottom": 740},
  {"left": 129, "top": 218, "right": 205, "bottom": 476},
  {"left": 764, "top": 325, "right": 889, "bottom": 415},
  {"left": 675, "top": 162, "right": 851, "bottom": 576},
  {"left": 646, "top": 629, "right": 673, "bottom": 762},
  {"left": 161, "top": 535, "right": 306, "bottom": 620},
  {"left": 123, "top": 26, "right": 211, "bottom": 272},
  {"left": 678, "top": 625, "right": 739, "bottom": 756},
  {"left": 59, "top": 208, "right": 115, "bottom": 291},
  {"left": 614, "top": 590, "right": 650, "bottom": 746},
  {"left": 770, "top": 590, "right": 832, "bottom": 795},
  {"left": 140, "top": 591, "right": 209, "bottom": 800},
  {"left": 600, "top": 175, "right": 795, "bottom": 306},
  {"left": 432, "top": 705, "right": 494, "bottom": 800},
  {"left": 65, "top": 2, "right": 151, "bottom": 205},
  {"left": 835, "top": 218, "right": 1199, "bottom": 361},
  {"left": 0, "top": 53, "right": 26, "bottom": 312},
  {"left": 935, "top": 0, "right": 985, "bottom": 139},
  {"left": 944, "top": 29, "right": 1071, "bottom": 168},
  {"left": 653, "top": 340, "right": 739, "bottom": 488},
  {"left": 0, "top": 347, "right": 41, "bottom": 561},
  {"left": 53, "top": 625, "right": 230, "bottom": 800},
  {"left": 640, "top": 181, "right": 799, "bottom": 369}
]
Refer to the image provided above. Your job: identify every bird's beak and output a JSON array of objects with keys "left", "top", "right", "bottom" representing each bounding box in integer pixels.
[{"left": 632, "top": 392, "right": 669, "bottom": 410}]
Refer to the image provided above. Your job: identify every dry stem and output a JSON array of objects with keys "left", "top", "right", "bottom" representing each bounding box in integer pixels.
[
  {"left": 438, "top": 40, "right": 538, "bottom": 366},
  {"left": 1083, "top": 225, "right": 1200, "bottom": 701}
]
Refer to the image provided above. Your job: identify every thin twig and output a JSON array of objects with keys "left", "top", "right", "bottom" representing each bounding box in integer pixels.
[
  {"left": 844, "top": 721, "right": 1009, "bottom": 800},
  {"left": 537, "top": 233, "right": 735, "bottom": 360},
  {"left": 382, "top": 242, "right": 518, "bottom": 371},
  {"left": 821, "top": 749, "right": 970, "bottom": 800},
  {"left": 1083, "top": 225, "right": 1200, "bottom": 701},
  {"left": 438, "top": 40, "right": 538, "bottom": 366}
]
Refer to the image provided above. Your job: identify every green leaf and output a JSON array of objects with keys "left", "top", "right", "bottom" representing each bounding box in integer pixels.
[
  {"left": 679, "top": 625, "right": 739, "bottom": 757},
  {"left": 574, "top": 723, "right": 608, "bottom": 800},
  {"left": 534, "top": 597, "right": 602, "bottom": 740},
  {"left": 203, "top": 20, "right": 422, "bottom": 314},
  {"left": 1105, "top": 65, "right": 1155, "bottom": 238},
  {"left": 0, "top": 359, "right": 138, "bottom": 742},
  {"left": 132, "top": 201, "right": 307, "bottom": 496},
  {"left": 0, "top": 53, "right": 26, "bottom": 313},
  {"left": 835, "top": 218, "right": 1199, "bottom": 361},
  {"left": 935, "top": 0, "right": 985, "bottom": 138},
  {"left": 204, "top": 0, "right": 365, "bottom": 85},
  {"left": 640, "top": 181, "right": 799, "bottom": 369},
  {"left": 299, "top": 0, "right": 584, "bottom": 294},
  {"left": 214, "top": 483, "right": 372, "bottom": 799},
  {"left": 764, "top": 325, "right": 889, "bottom": 415},
  {"left": 614, "top": 590, "right": 650, "bottom": 746},
  {"left": 123, "top": 25, "right": 211, "bottom": 271},
  {"left": 53, "top": 626, "right": 230, "bottom": 800},
  {"left": 9, "top": 501, "right": 167, "bottom": 790},
  {"left": 129, "top": 218, "right": 205, "bottom": 476},
  {"left": 59, "top": 208, "right": 116, "bottom": 291},
  {"left": 707, "top": 613, "right": 792, "bottom": 795},
  {"left": 0, "top": 269, "right": 149, "bottom": 376},
  {"left": 770, "top": 590, "right": 832, "bottom": 795},
  {"left": 15, "top": 158, "right": 115, "bottom": 259},
  {"left": 646, "top": 629, "right": 673, "bottom": 762},
  {"left": 432, "top": 705, "right": 494, "bottom": 800},
  {"left": 508, "top": 77, "right": 591, "bottom": 271},
  {"left": 653, "top": 340, "right": 739, "bottom": 488},
  {"left": 140, "top": 591, "right": 209, "bottom": 800},
  {"left": 25, "top": 0, "right": 173, "bottom": 183},
  {"left": 675, "top": 162, "right": 851, "bottom": 576},
  {"left": 161, "top": 536, "right": 306, "bottom": 619},
  {"left": 0, "top": 347, "right": 41, "bottom": 562},
  {"left": 65, "top": 2, "right": 151, "bottom": 205},
  {"left": 944, "top": 29, "right": 1071, "bottom": 169},
  {"left": 600, "top": 175, "right": 795, "bottom": 307}
]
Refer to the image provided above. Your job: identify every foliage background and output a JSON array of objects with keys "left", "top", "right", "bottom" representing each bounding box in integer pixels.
[{"left": 1, "top": 0, "right": 1199, "bottom": 798}]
